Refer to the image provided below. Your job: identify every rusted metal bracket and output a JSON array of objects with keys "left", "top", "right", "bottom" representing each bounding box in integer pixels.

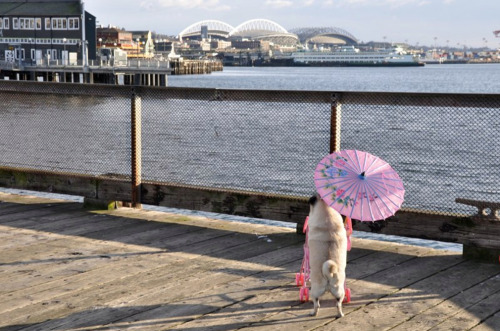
[{"left": 456, "top": 198, "right": 500, "bottom": 221}]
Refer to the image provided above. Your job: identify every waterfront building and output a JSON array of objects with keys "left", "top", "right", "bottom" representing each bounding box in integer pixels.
[
  {"left": 0, "top": 0, "right": 96, "bottom": 66},
  {"left": 96, "top": 26, "right": 133, "bottom": 49},
  {"left": 130, "top": 30, "right": 154, "bottom": 58}
]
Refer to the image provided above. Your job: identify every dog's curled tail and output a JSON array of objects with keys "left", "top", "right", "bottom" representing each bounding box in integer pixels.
[{"left": 322, "top": 260, "right": 338, "bottom": 279}]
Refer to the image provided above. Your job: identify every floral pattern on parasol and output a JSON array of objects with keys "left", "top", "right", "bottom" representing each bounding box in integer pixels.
[{"left": 314, "top": 150, "right": 405, "bottom": 222}]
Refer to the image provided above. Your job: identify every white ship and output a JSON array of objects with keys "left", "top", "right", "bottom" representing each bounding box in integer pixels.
[{"left": 291, "top": 46, "right": 424, "bottom": 67}]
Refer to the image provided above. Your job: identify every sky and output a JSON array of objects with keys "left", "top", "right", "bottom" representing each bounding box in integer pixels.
[{"left": 82, "top": 0, "right": 499, "bottom": 49}]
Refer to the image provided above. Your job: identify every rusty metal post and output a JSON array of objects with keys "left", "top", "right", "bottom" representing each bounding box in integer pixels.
[
  {"left": 330, "top": 93, "right": 342, "bottom": 153},
  {"left": 131, "top": 91, "right": 142, "bottom": 209}
]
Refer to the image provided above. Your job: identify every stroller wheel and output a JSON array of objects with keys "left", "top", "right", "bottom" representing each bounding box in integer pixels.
[{"left": 343, "top": 287, "right": 351, "bottom": 303}]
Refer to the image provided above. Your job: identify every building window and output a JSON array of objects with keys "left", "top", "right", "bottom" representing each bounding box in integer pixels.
[
  {"left": 46, "top": 49, "right": 58, "bottom": 60},
  {"left": 13, "top": 18, "right": 19, "bottom": 30},
  {"left": 4, "top": 18, "right": 9, "bottom": 29},
  {"left": 20, "top": 18, "right": 35, "bottom": 30},
  {"left": 68, "top": 18, "right": 79, "bottom": 30},
  {"left": 15, "top": 48, "right": 25, "bottom": 60},
  {"left": 52, "top": 18, "right": 67, "bottom": 30},
  {"left": 0, "top": 18, "right": 3, "bottom": 30},
  {"left": 45, "top": 18, "right": 50, "bottom": 30},
  {"left": 35, "top": 18, "right": 41, "bottom": 30}
]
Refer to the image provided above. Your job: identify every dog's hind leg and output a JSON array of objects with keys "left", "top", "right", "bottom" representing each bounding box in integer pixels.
[
  {"left": 309, "top": 297, "right": 320, "bottom": 316},
  {"left": 309, "top": 283, "right": 326, "bottom": 316},
  {"left": 334, "top": 296, "right": 344, "bottom": 318},
  {"left": 328, "top": 285, "right": 345, "bottom": 318}
]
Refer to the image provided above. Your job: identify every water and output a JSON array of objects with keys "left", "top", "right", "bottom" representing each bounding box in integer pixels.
[
  {"left": 168, "top": 64, "right": 500, "bottom": 93},
  {"left": 165, "top": 65, "right": 500, "bottom": 215}
]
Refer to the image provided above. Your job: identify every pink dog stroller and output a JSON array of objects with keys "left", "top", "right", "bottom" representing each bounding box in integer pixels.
[{"left": 296, "top": 216, "right": 352, "bottom": 303}]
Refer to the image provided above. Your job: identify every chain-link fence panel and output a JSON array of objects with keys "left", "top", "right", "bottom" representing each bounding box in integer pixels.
[
  {"left": 0, "top": 84, "right": 131, "bottom": 176},
  {"left": 139, "top": 88, "right": 332, "bottom": 196},
  {"left": 1, "top": 82, "right": 498, "bottom": 217},
  {"left": 340, "top": 93, "right": 500, "bottom": 215}
]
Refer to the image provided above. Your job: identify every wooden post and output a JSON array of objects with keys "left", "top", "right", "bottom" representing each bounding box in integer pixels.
[
  {"left": 131, "top": 91, "right": 142, "bottom": 209},
  {"left": 330, "top": 93, "right": 342, "bottom": 153},
  {"left": 298, "top": 93, "right": 343, "bottom": 234}
]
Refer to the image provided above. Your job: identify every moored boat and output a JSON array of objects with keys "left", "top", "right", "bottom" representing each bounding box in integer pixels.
[{"left": 291, "top": 46, "right": 424, "bottom": 67}]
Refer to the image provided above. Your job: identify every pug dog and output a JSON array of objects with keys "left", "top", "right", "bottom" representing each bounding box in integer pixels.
[{"left": 307, "top": 194, "right": 347, "bottom": 317}]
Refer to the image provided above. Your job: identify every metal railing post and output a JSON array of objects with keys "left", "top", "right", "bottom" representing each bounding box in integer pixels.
[
  {"left": 330, "top": 93, "right": 342, "bottom": 153},
  {"left": 131, "top": 90, "right": 142, "bottom": 208}
]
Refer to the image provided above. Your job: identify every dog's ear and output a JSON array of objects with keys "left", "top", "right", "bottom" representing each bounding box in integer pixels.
[{"left": 308, "top": 195, "right": 318, "bottom": 207}]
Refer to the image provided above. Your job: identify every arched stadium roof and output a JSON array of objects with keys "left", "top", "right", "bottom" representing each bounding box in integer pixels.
[
  {"left": 229, "top": 19, "right": 288, "bottom": 36},
  {"left": 289, "top": 27, "right": 358, "bottom": 45},
  {"left": 178, "top": 19, "right": 299, "bottom": 45},
  {"left": 229, "top": 19, "right": 298, "bottom": 45},
  {"left": 178, "top": 20, "right": 235, "bottom": 41}
]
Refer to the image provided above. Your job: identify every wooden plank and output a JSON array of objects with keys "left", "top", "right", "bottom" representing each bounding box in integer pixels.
[
  {"left": 430, "top": 289, "right": 500, "bottom": 330},
  {"left": 0, "top": 202, "right": 81, "bottom": 223},
  {"left": 22, "top": 239, "right": 447, "bottom": 331},
  {"left": 107, "top": 259, "right": 307, "bottom": 331},
  {"left": 102, "top": 207, "right": 297, "bottom": 237},
  {"left": 0, "top": 232, "right": 300, "bottom": 329},
  {"left": 0, "top": 202, "right": 67, "bottom": 218},
  {"left": 313, "top": 261, "right": 500, "bottom": 331},
  {"left": 0, "top": 198, "right": 300, "bottom": 328},
  {"left": 0, "top": 215, "right": 208, "bottom": 291},
  {"left": 0, "top": 208, "right": 296, "bottom": 316},
  {"left": 158, "top": 241, "right": 453, "bottom": 331},
  {"left": 22, "top": 223, "right": 303, "bottom": 330},
  {"left": 235, "top": 251, "right": 464, "bottom": 331},
  {"left": 0, "top": 193, "right": 498, "bottom": 330},
  {"left": 470, "top": 311, "right": 500, "bottom": 331},
  {"left": 390, "top": 272, "right": 500, "bottom": 330}
]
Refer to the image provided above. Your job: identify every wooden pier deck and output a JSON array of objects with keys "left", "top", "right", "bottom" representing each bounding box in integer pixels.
[{"left": 0, "top": 192, "right": 499, "bottom": 331}]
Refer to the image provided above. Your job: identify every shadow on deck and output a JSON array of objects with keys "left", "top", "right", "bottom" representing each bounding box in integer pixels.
[{"left": 0, "top": 193, "right": 499, "bottom": 331}]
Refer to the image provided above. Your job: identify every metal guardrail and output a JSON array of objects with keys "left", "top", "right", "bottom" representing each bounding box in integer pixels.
[{"left": 0, "top": 58, "right": 173, "bottom": 71}]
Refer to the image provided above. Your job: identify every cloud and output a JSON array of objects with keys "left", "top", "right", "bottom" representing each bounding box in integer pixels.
[
  {"left": 322, "top": 0, "right": 447, "bottom": 6},
  {"left": 143, "top": 0, "right": 230, "bottom": 10},
  {"left": 265, "top": 0, "right": 294, "bottom": 8}
]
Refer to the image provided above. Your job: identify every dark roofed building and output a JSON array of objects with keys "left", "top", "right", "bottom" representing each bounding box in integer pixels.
[
  {"left": 0, "top": 0, "right": 82, "bottom": 16},
  {"left": 0, "top": 0, "right": 96, "bottom": 65}
]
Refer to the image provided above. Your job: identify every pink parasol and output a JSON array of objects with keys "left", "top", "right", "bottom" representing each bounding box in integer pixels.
[{"left": 314, "top": 150, "right": 405, "bottom": 222}]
